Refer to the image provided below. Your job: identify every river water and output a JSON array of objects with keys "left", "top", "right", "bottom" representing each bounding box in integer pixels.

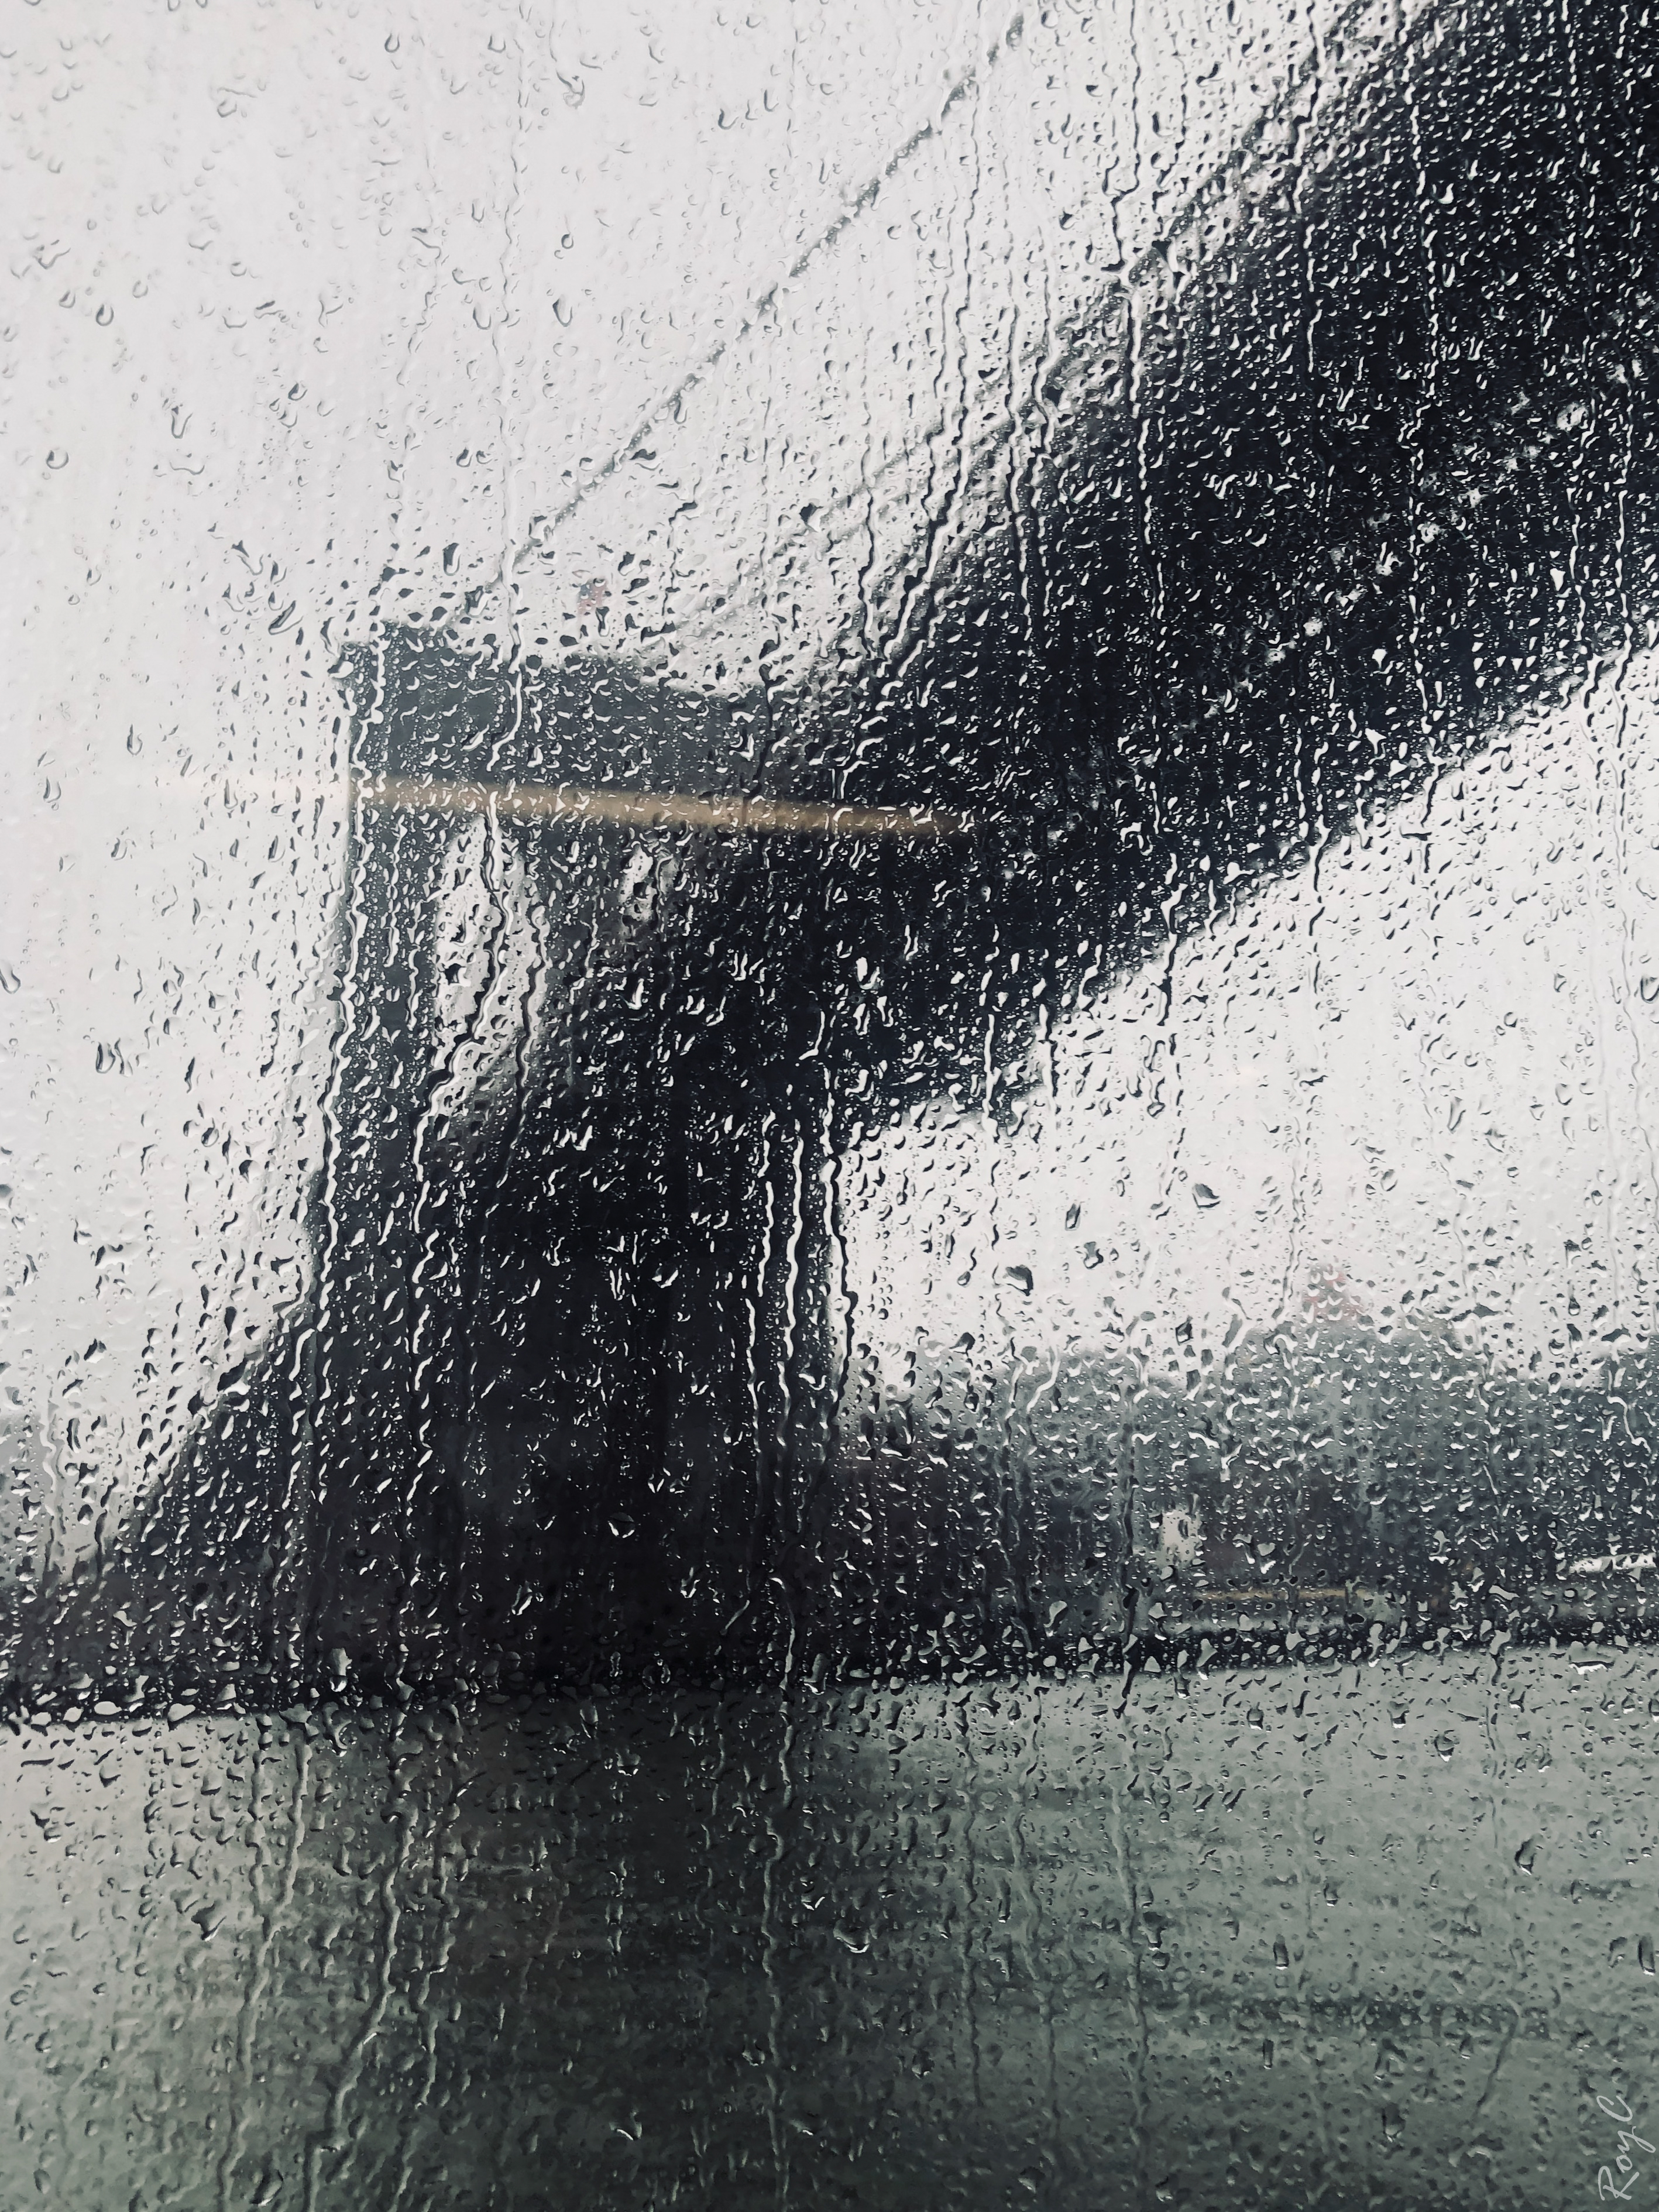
[{"left": 5, "top": 1641, "right": 1655, "bottom": 2210}]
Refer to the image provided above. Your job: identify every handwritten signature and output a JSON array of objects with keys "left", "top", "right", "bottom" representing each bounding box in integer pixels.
[{"left": 1597, "top": 2093, "right": 1654, "bottom": 2201}]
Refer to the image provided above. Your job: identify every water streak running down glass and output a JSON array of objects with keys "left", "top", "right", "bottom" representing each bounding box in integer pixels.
[{"left": 5, "top": 1, "right": 1659, "bottom": 2204}]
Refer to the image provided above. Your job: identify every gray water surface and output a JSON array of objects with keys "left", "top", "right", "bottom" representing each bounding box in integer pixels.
[{"left": 5, "top": 1643, "right": 1656, "bottom": 2210}]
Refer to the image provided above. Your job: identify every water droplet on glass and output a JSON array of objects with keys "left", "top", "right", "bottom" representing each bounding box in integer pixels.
[{"left": 12, "top": 7, "right": 1659, "bottom": 2200}]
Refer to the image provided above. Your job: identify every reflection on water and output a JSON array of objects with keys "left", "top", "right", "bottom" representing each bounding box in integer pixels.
[{"left": 6, "top": 1646, "right": 1656, "bottom": 2210}]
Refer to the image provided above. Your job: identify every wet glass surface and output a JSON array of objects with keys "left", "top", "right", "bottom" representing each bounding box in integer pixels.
[
  {"left": 8, "top": 1657, "right": 1659, "bottom": 2210},
  {"left": 6, "top": 0, "right": 1659, "bottom": 2201}
]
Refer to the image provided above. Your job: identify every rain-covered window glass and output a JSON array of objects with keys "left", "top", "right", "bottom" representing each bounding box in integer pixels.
[{"left": 6, "top": 1, "right": 1659, "bottom": 2204}]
